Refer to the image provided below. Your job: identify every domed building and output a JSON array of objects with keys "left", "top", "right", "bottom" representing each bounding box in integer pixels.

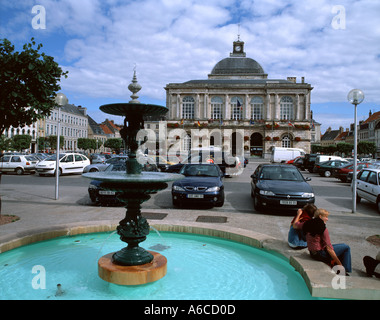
[{"left": 164, "top": 39, "right": 315, "bottom": 158}]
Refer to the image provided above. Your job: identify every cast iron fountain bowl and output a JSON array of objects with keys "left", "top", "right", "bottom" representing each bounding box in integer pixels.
[{"left": 100, "top": 103, "right": 168, "bottom": 117}]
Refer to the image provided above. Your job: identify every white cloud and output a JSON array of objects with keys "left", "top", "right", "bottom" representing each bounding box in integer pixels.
[{"left": 2, "top": 0, "right": 379, "bottom": 124}]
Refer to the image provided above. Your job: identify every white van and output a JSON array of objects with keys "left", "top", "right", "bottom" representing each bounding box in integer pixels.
[
  {"left": 315, "top": 155, "right": 344, "bottom": 165},
  {"left": 270, "top": 147, "right": 306, "bottom": 163}
]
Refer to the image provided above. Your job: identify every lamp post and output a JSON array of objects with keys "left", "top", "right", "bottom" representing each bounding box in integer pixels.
[
  {"left": 54, "top": 93, "right": 68, "bottom": 200},
  {"left": 347, "top": 89, "right": 364, "bottom": 213}
]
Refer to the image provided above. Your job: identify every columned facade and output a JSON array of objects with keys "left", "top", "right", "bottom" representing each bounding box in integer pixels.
[{"left": 165, "top": 40, "right": 314, "bottom": 158}]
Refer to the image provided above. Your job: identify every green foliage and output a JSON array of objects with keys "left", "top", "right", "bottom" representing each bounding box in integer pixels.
[
  {"left": 12, "top": 134, "right": 32, "bottom": 151},
  {"left": 358, "top": 141, "right": 376, "bottom": 156},
  {"left": 104, "top": 138, "right": 123, "bottom": 152},
  {"left": 0, "top": 38, "right": 68, "bottom": 135},
  {"left": 77, "top": 138, "right": 102, "bottom": 151}
]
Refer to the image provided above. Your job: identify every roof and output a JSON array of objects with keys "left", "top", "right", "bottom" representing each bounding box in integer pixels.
[
  {"left": 210, "top": 57, "right": 265, "bottom": 76},
  {"left": 362, "top": 111, "right": 380, "bottom": 124}
]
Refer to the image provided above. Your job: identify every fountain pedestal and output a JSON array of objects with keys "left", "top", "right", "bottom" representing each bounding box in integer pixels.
[{"left": 98, "top": 251, "right": 167, "bottom": 286}]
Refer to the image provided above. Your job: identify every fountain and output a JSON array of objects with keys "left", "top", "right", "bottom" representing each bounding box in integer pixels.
[{"left": 82, "top": 70, "right": 183, "bottom": 285}]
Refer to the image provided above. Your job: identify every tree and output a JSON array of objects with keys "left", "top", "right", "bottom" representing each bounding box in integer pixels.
[
  {"left": 0, "top": 38, "right": 68, "bottom": 135},
  {"left": 12, "top": 134, "right": 32, "bottom": 151},
  {"left": 358, "top": 141, "right": 376, "bottom": 157},
  {"left": 105, "top": 138, "right": 123, "bottom": 153},
  {"left": 336, "top": 142, "right": 353, "bottom": 157},
  {"left": 46, "top": 135, "right": 64, "bottom": 151},
  {"left": 78, "top": 138, "right": 99, "bottom": 152}
]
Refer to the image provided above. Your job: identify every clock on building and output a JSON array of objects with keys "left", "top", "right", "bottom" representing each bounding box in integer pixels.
[{"left": 233, "top": 41, "right": 244, "bottom": 55}]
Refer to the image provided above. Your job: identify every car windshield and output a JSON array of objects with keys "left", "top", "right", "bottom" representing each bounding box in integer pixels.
[
  {"left": 260, "top": 166, "right": 303, "bottom": 181},
  {"left": 181, "top": 164, "right": 219, "bottom": 177},
  {"left": 46, "top": 154, "right": 66, "bottom": 161}
]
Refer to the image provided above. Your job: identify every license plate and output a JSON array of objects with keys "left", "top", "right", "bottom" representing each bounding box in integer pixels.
[
  {"left": 280, "top": 200, "right": 297, "bottom": 205},
  {"left": 187, "top": 194, "right": 204, "bottom": 199},
  {"left": 99, "top": 190, "right": 115, "bottom": 195}
]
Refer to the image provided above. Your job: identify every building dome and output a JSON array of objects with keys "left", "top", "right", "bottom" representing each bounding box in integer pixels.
[{"left": 210, "top": 57, "right": 265, "bottom": 76}]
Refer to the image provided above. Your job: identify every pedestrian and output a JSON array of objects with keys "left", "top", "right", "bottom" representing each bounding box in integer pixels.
[
  {"left": 303, "top": 209, "right": 352, "bottom": 275},
  {"left": 363, "top": 251, "right": 380, "bottom": 278},
  {"left": 288, "top": 204, "right": 317, "bottom": 249}
]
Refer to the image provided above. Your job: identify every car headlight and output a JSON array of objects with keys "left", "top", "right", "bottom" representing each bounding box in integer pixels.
[
  {"left": 259, "top": 190, "right": 276, "bottom": 196},
  {"left": 206, "top": 186, "right": 220, "bottom": 192},
  {"left": 301, "top": 193, "right": 315, "bottom": 198},
  {"left": 172, "top": 185, "right": 185, "bottom": 191}
]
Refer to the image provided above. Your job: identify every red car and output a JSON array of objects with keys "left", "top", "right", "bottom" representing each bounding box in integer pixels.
[{"left": 333, "top": 162, "right": 371, "bottom": 182}]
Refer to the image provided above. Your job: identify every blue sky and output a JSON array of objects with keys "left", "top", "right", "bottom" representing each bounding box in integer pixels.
[{"left": 1, "top": 0, "right": 379, "bottom": 133}]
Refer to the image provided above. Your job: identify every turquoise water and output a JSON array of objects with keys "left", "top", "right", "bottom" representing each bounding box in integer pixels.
[{"left": 0, "top": 232, "right": 316, "bottom": 300}]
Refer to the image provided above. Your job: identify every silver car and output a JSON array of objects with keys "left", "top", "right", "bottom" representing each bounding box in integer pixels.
[
  {"left": 0, "top": 154, "right": 39, "bottom": 175},
  {"left": 83, "top": 156, "right": 128, "bottom": 173}
]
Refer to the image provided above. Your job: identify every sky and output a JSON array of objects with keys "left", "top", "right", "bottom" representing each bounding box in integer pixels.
[{"left": 1, "top": 0, "right": 379, "bottom": 133}]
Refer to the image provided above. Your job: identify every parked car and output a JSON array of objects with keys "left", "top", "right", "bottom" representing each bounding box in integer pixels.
[
  {"left": 87, "top": 159, "right": 158, "bottom": 204},
  {"left": 148, "top": 155, "right": 176, "bottom": 172},
  {"left": 166, "top": 151, "right": 238, "bottom": 176},
  {"left": 171, "top": 163, "right": 225, "bottom": 208},
  {"left": 315, "top": 159, "right": 349, "bottom": 177},
  {"left": 0, "top": 154, "right": 39, "bottom": 175},
  {"left": 302, "top": 153, "right": 318, "bottom": 172},
  {"left": 36, "top": 153, "right": 90, "bottom": 176},
  {"left": 83, "top": 156, "right": 128, "bottom": 173},
  {"left": 290, "top": 156, "right": 304, "bottom": 170},
  {"left": 355, "top": 168, "right": 380, "bottom": 212},
  {"left": 250, "top": 164, "right": 315, "bottom": 212},
  {"left": 333, "top": 162, "right": 371, "bottom": 182},
  {"left": 89, "top": 153, "right": 107, "bottom": 164}
]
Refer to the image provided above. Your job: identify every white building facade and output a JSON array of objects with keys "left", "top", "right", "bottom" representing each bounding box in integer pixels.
[{"left": 165, "top": 40, "right": 314, "bottom": 158}]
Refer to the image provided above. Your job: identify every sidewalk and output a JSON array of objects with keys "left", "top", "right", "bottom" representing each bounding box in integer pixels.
[{"left": 0, "top": 164, "right": 379, "bottom": 300}]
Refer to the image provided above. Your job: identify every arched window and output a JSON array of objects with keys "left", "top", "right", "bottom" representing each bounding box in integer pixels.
[
  {"left": 282, "top": 135, "right": 292, "bottom": 148},
  {"left": 280, "top": 96, "right": 293, "bottom": 120},
  {"left": 250, "top": 97, "right": 263, "bottom": 120},
  {"left": 211, "top": 96, "right": 223, "bottom": 120},
  {"left": 182, "top": 96, "right": 195, "bottom": 119},
  {"left": 231, "top": 96, "right": 243, "bottom": 120}
]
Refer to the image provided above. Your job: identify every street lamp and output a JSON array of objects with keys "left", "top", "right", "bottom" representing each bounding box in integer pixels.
[
  {"left": 54, "top": 93, "right": 68, "bottom": 200},
  {"left": 348, "top": 89, "right": 364, "bottom": 213}
]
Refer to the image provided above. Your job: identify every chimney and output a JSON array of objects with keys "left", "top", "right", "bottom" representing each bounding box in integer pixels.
[{"left": 301, "top": 77, "right": 305, "bottom": 83}]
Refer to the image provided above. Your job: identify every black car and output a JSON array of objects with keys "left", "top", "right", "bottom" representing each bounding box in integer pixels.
[
  {"left": 171, "top": 163, "right": 225, "bottom": 208},
  {"left": 166, "top": 151, "right": 238, "bottom": 176},
  {"left": 302, "top": 154, "right": 317, "bottom": 172},
  {"left": 315, "top": 160, "right": 349, "bottom": 177},
  {"left": 250, "top": 164, "right": 315, "bottom": 212},
  {"left": 87, "top": 159, "right": 158, "bottom": 204}
]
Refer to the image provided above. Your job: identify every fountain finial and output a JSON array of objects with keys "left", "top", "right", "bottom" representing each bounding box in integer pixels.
[{"left": 128, "top": 66, "right": 142, "bottom": 103}]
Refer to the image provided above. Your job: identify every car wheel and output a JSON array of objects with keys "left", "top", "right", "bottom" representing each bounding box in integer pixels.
[
  {"left": 253, "top": 193, "right": 262, "bottom": 211},
  {"left": 54, "top": 168, "right": 63, "bottom": 176},
  {"left": 172, "top": 197, "right": 180, "bottom": 207},
  {"left": 15, "top": 168, "right": 24, "bottom": 175},
  {"left": 89, "top": 168, "right": 99, "bottom": 172},
  {"left": 324, "top": 170, "right": 331, "bottom": 177},
  {"left": 215, "top": 196, "right": 224, "bottom": 207}
]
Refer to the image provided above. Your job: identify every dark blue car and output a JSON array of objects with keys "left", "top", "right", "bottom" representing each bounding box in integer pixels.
[
  {"left": 172, "top": 163, "right": 225, "bottom": 208},
  {"left": 250, "top": 164, "right": 315, "bottom": 212}
]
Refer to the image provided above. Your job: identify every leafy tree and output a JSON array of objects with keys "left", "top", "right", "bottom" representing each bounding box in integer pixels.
[
  {"left": 336, "top": 142, "right": 353, "bottom": 157},
  {"left": 358, "top": 141, "right": 376, "bottom": 157},
  {"left": 46, "top": 135, "right": 64, "bottom": 151},
  {"left": 105, "top": 138, "right": 123, "bottom": 153},
  {"left": 78, "top": 138, "right": 99, "bottom": 152},
  {"left": 12, "top": 134, "right": 32, "bottom": 151},
  {"left": 0, "top": 38, "right": 68, "bottom": 135}
]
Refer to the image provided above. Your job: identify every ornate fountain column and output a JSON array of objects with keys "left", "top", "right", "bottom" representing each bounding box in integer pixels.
[{"left": 83, "top": 71, "right": 183, "bottom": 284}]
